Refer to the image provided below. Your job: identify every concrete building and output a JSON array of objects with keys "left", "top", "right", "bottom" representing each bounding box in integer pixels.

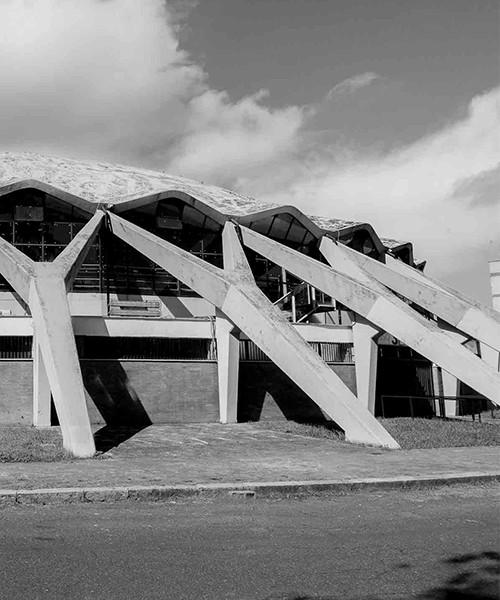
[{"left": 0, "top": 152, "right": 498, "bottom": 456}]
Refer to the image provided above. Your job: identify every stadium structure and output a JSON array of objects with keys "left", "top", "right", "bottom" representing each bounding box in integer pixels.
[{"left": 0, "top": 152, "right": 498, "bottom": 457}]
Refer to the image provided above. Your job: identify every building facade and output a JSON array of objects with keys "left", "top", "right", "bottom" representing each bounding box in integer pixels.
[{"left": 0, "top": 152, "right": 498, "bottom": 456}]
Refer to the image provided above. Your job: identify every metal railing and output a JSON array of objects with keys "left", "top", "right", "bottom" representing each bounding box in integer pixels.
[{"left": 380, "top": 394, "right": 489, "bottom": 421}]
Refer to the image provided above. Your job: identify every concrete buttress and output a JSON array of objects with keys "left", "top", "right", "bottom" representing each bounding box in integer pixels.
[
  {"left": 323, "top": 240, "right": 500, "bottom": 352},
  {"left": 238, "top": 226, "right": 500, "bottom": 406},
  {"left": 352, "top": 317, "right": 381, "bottom": 413},
  {"left": 108, "top": 212, "right": 399, "bottom": 448},
  {"left": 29, "top": 267, "right": 95, "bottom": 456},
  {"left": 215, "top": 313, "right": 240, "bottom": 423},
  {"left": 0, "top": 214, "right": 104, "bottom": 456}
]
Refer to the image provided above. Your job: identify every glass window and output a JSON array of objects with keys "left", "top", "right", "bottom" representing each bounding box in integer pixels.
[
  {"left": 183, "top": 205, "right": 206, "bottom": 228},
  {"left": 250, "top": 218, "right": 273, "bottom": 235},
  {"left": 156, "top": 200, "right": 183, "bottom": 230},
  {"left": 303, "top": 232, "right": 315, "bottom": 245},
  {"left": 203, "top": 215, "right": 221, "bottom": 232},
  {"left": 0, "top": 208, "right": 13, "bottom": 222},
  {"left": 17, "top": 245, "right": 42, "bottom": 261},
  {"left": 14, "top": 205, "right": 44, "bottom": 222},
  {"left": 286, "top": 220, "right": 308, "bottom": 244},
  {"left": 83, "top": 245, "right": 100, "bottom": 264},
  {"left": 43, "top": 245, "right": 65, "bottom": 261},
  {"left": 269, "top": 214, "right": 293, "bottom": 239},
  {"left": 14, "top": 222, "right": 42, "bottom": 244},
  {"left": 47, "top": 223, "right": 72, "bottom": 245},
  {"left": 0, "top": 222, "right": 13, "bottom": 243}
]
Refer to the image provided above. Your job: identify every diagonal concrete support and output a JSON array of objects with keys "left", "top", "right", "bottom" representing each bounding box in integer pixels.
[
  {"left": 322, "top": 239, "right": 500, "bottom": 351},
  {"left": 29, "top": 265, "right": 95, "bottom": 456},
  {"left": 352, "top": 316, "right": 382, "bottom": 414},
  {"left": 239, "top": 226, "right": 500, "bottom": 406},
  {"left": 0, "top": 236, "right": 34, "bottom": 303},
  {"left": 55, "top": 210, "right": 105, "bottom": 288},
  {"left": 216, "top": 234, "right": 242, "bottom": 424},
  {"left": 108, "top": 212, "right": 399, "bottom": 448},
  {"left": 219, "top": 224, "right": 399, "bottom": 447}
]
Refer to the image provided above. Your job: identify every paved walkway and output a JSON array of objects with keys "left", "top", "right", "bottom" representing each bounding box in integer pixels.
[{"left": 0, "top": 424, "right": 498, "bottom": 492}]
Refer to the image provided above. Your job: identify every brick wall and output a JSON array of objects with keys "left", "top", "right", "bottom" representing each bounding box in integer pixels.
[
  {"left": 0, "top": 359, "right": 357, "bottom": 427},
  {"left": 0, "top": 361, "right": 32, "bottom": 424},
  {"left": 81, "top": 360, "right": 219, "bottom": 425},
  {"left": 238, "top": 363, "right": 356, "bottom": 422}
]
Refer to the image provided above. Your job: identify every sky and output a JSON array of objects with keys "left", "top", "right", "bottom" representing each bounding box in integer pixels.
[{"left": 0, "top": 0, "right": 498, "bottom": 304}]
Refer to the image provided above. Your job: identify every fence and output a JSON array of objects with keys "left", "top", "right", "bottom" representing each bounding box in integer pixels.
[{"left": 380, "top": 394, "right": 490, "bottom": 421}]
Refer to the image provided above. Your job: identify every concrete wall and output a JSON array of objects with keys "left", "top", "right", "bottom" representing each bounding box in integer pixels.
[
  {"left": 0, "top": 361, "right": 32, "bottom": 423},
  {"left": 238, "top": 363, "right": 356, "bottom": 422},
  {"left": 81, "top": 360, "right": 219, "bottom": 425}
]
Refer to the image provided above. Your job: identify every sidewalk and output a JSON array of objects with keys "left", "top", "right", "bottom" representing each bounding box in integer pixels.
[{"left": 0, "top": 423, "right": 498, "bottom": 504}]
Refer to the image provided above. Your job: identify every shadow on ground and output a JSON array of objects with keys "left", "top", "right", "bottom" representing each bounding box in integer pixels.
[
  {"left": 263, "top": 551, "right": 500, "bottom": 600},
  {"left": 93, "top": 424, "right": 150, "bottom": 453}
]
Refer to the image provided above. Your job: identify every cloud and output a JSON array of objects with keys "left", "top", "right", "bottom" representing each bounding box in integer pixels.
[
  {"left": 166, "top": 89, "right": 305, "bottom": 184},
  {"left": 0, "top": 0, "right": 304, "bottom": 174},
  {"left": 0, "top": 1, "right": 497, "bottom": 302},
  {"left": 0, "top": 0, "right": 202, "bottom": 161},
  {"left": 326, "top": 72, "right": 380, "bottom": 98},
  {"left": 244, "top": 87, "right": 500, "bottom": 296},
  {"left": 451, "top": 166, "right": 500, "bottom": 208}
]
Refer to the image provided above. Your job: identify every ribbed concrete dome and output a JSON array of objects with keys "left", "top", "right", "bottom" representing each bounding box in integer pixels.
[{"left": 0, "top": 151, "right": 401, "bottom": 251}]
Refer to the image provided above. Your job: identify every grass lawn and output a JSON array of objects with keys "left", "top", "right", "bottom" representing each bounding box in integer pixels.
[
  {"left": 255, "top": 420, "right": 346, "bottom": 443},
  {"left": 380, "top": 417, "right": 500, "bottom": 449},
  {"left": 256, "top": 417, "right": 500, "bottom": 450},
  {"left": 0, "top": 426, "right": 72, "bottom": 462},
  {"left": 1, "top": 416, "right": 499, "bottom": 462}
]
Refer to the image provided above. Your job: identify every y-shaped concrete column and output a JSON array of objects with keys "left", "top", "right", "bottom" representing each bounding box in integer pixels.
[
  {"left": 0, "top": 212, "right": 103, "bottom": 456},
  {"left": 215, "top": 224, "right": 244, "bottom": 423},
  {"left": 352, "top": 316, "right": 382, "bottom": 414},
  {"left": 322, "top": 240, "right": 500, "bottom": 352},
  {"left": 239, "top": 226, "right": 500, "bottom": 406},
  {"left": 108, "top": 213, "right": 399, "bottom": 448},
  {"left": 215, "top": 312, "right": 240, "bottom": 423}
]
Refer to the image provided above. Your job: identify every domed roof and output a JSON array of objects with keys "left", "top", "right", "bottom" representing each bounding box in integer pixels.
[
  {"left": 0, "top": 151, "right": 278, "bottom": 216},
  {"left": 0, "top": 151, "right": 391, "bottom": 251}
]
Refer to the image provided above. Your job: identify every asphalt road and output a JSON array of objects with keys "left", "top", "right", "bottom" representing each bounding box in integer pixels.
[{"left": 0, "top": 484, "right": 498, "bottom": 600}]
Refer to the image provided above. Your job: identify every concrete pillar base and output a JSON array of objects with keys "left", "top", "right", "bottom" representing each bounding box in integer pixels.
[
  {"left": 352, "top": 316, "right": 381, "bottom": 414},
  {"left": 216, "top": 314, "right": 240, "bottom": 424}
]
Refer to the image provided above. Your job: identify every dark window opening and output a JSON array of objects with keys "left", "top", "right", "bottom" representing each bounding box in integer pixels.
[
  {"left": 345, "top": 230, "right": 378, "bottom": 258},
  {"left": 394, "top": 247, "right": 411, "bottom": 265},
  {"left": 247, "top": 213, "right": 317, "bottom": 250},
  {"left": 76, "top": 336, "right": 217, "bottom": 360},
  {"left": 375, "top": 345, "right": 435, "bottom": 417},
  {"left": 0, "top": 189, "right": 92, "bottom": 291},
  {"left": 0, "top": 191, "right": 224, "bottom": 297},
  {"left": 108, "top": 199, "right": 224, "bottom": 296},
  {"left": 240, "top": 340, "right": 353, "bottom": 363},
  {"left": 0, "top": 336, "right": 32, "bottom": 359}
]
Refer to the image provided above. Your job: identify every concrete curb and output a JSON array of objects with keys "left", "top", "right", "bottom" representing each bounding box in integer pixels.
[{"left": 0, "top": 472, "right": 499, "bottom": 506}]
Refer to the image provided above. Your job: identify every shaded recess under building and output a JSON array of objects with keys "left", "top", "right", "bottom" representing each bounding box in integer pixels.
[{"left": 0, "top": 152, "right": 498, "bottom": 456}]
